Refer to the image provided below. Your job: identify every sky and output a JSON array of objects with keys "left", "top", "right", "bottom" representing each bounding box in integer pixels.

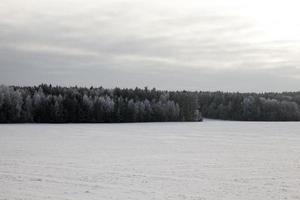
[{"left": 1, "top": 0, "right": 300, "bottom": 92}]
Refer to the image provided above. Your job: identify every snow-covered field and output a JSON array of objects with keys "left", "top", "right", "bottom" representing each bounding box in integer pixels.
[{"left": 1, "top": 121, "right": 300, "bottom": 200}]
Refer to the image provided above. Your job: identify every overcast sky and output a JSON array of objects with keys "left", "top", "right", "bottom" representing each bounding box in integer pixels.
[{"left": 1, "top": 0, "right": 300, "bottom": 92}]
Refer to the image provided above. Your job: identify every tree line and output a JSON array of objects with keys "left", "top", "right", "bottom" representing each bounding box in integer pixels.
[
  {"left": 199, "top": 91, "right": 300, "bottom": 121},
  {"left": 0, "top": 84, "right": 201, "bottom": 123},
  {"left": 1, "top": 84, "right": 300, "bottom": 123}
]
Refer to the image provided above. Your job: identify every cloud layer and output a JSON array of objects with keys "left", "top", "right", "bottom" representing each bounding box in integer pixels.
[{"left": 1, "top": 0, "right": 300, "bottom": 92}]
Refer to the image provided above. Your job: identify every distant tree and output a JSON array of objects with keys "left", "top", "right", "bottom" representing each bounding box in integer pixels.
[{"left": 17, "top": 84, "right": 300, "bottom": 122}]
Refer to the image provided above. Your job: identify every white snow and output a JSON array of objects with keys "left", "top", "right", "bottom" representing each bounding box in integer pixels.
[{"left": 1, "top": 121, "right": 300, "bottom": 200}]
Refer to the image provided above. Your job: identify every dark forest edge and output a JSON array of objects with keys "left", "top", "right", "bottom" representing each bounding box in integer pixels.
[
  {"left": 1, "top": 84, "right": 300, "bottom": 123},
  {"left": 0, "top": 84, "right": 201, "bottom": 123}
]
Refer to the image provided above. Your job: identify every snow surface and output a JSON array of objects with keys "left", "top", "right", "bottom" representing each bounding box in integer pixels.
[{"left": 1, "top": 121, "right": 300, "bottom": 200}]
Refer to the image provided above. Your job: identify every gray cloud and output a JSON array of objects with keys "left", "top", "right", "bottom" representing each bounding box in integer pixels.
[{"left": 1, "top": 0, "right": 300, "bottom": 92}]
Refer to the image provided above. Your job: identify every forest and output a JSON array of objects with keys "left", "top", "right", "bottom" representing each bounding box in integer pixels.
[
  {"left": 198, "top": 91, "right": 300, "bottom": 121},
  {"left": 1, "top": 84, "right": 300, "bottom": 123},
  {"left": 0, "top": 84, "right": 201, "bottom": 123}
]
